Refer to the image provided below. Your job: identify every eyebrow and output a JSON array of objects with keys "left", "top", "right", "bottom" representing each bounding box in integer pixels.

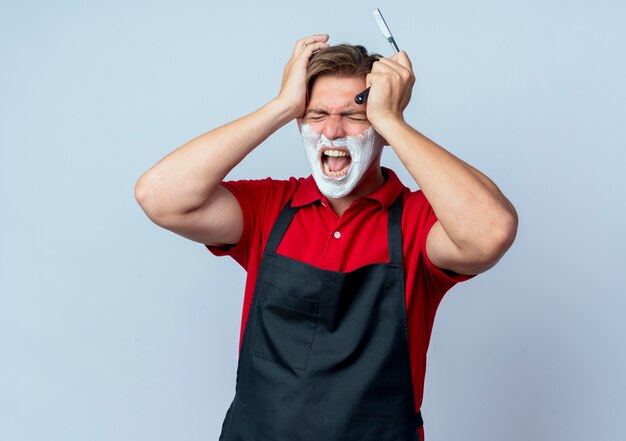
[{"left": 305, "top": 108, "right": 367, "bottom": 116}]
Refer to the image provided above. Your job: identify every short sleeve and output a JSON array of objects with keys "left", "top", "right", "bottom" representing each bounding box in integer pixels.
[
  {"left": 204, "top": 181, "right": 254, "bottom": 268},
  {"left": 204, "top": 177, "right": 300, "bottom": 270},
  {"left": 402, "top": 189, "right": 477, "bottom": 292},
  {"left": 421, "top": 210, "right": 477, "bottom": 284}
]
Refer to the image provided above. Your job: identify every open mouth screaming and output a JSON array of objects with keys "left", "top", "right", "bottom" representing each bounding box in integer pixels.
[
  {"left": 321, "top": 148, "right": 352, "bottom": 179},
  {"left": 300, "top": 123, "right": 382, "bottom": 199}
]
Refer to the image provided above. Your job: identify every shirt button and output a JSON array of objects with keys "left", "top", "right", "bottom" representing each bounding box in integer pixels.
[{"left": 333, "top": 231, "right": 341, "bottom": 239}]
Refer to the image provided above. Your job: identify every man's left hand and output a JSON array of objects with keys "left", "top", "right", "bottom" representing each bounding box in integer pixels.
[{"left": 365, "top": 51, "right": 415, "bottom": 127}]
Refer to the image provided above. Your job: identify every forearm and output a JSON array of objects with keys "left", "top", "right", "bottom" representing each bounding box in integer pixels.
[
  {"left": 135, "top": 98, "right": 294, "bottom": 218},
  {"left": 377, "top": 118, "right": 518, "bottom": 253}
]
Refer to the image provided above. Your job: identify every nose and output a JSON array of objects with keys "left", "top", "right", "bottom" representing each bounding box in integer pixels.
[{"left": 321, "top": 115, "right": 346, "bottom": 141}]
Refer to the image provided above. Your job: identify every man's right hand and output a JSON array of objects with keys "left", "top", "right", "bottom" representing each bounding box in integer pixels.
[{"left": 275, "top": 34, "right": 330, "bottom": 119}]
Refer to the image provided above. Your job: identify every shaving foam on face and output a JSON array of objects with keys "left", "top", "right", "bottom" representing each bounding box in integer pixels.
[{"left": 300, "top": 124, "right": 383, "bottom": 199}]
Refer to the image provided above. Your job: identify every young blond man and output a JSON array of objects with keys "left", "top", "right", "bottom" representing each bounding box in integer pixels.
[{"left": 135, "top": 34, "right": 518, "bottom": 441}]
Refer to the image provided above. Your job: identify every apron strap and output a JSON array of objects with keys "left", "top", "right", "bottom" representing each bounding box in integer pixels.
[
  {"left": 265, "top": 201, "right": 299, "bottom": 254},
  {"left": 265, "top": 194, "right": 404, "bottom": 262},
  {"left": 387, "top": 194, "right": 404, "bottom": 265},
  {"left": 415, "top": 410, "right": 424, "bottom": 427}
]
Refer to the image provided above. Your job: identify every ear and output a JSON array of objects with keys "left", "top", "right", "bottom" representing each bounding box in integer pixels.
[{"left": 296, "top": 118, "right": 302, "bottom": 132}]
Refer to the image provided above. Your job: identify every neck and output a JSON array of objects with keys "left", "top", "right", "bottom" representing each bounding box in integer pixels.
[{"left": 326, "top": 166, "right": 386, "bottom": 217}]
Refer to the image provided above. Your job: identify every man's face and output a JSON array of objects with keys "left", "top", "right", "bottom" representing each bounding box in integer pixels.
[
  {"left": 301, "top": 75, "right": 372, "bottom": 138},
  {"left": 298, "top": 75, "right": 384, "bottom": 199}
]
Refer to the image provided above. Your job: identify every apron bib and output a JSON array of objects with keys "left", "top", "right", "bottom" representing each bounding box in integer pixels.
[{"left": 219, "top": 196, "right": 423, "bottom": 441}]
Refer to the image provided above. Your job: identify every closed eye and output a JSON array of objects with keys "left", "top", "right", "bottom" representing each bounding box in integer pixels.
[{"left": 346, "top": 116, "right": 369, "bottom": 123}]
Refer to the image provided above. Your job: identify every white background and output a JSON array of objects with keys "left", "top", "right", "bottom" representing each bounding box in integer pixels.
[{"left": 1, "top": 0, "right": 624, "bottom": 440}]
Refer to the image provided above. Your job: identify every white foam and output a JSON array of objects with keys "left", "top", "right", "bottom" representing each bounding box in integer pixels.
[{"left": 300, "top": 124, "right": 383, "bottom": 199}]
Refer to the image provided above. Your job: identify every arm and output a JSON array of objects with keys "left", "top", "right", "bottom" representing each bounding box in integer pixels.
[
  {"left": 134, "top": 34, "right": 330, "bottom": 246},
  {"left": 366, "top": 52, "right": 518, "bottom": 276}
]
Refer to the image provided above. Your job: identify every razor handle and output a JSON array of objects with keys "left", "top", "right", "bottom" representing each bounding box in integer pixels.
[{"left": 355, "top": 87, "right": 370, "bottom": 105}]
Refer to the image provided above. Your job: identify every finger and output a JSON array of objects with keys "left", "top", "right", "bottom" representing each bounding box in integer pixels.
[
  {"left": 373, "top": 58, "right": 399, "bottom": 70},
  {"left": 302, "top": 41, "right": 330, "bottom": 56},
  {"left": 293, "top": 41, "right": 330, "bottom": 65},
  {"left": 376, "top": 57, "right": 410, "bottom": 75},
  {"left": 391, "top": 51, "right": 413, "bottom": 71},
  {"left": 365, "top": 72, "right": 383, "bottom": 88},
  {"left": 293, "top": 34, "right": 329, "bottom": 55},
  {"left": 375, "top": 57, "right": 414, "bottom": 83},
  {"left": 370, "top": 59, "right": 405, "bottom": 79}
]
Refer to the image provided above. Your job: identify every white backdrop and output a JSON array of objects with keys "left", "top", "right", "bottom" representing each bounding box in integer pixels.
[{"left": 1, "top": 0, "right": 625, "bottom": 440}]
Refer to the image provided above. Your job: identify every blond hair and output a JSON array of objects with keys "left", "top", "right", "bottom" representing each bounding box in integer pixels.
[{"left": 306, "top": 44, "right": 382, "bottom": 98}]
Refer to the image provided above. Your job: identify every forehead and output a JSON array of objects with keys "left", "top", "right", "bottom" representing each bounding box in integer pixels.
[{"left": 307, "top": 75, "right": 367, "bottom": 113}]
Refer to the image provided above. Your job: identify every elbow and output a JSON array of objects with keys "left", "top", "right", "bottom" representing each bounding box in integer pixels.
[
  {"left": 134, "top": 176, "right": 147, "bottom": 206},
  {"left": 500, "top": 205, "right": 519, "bottom": 249},
  {"left": 450, "top": 206, "right": 519, "bottom": 275},
  {"left": 134, "top": 175, "right": 164, "bottom": 224},
  {"left": 134, "top": 175, "right": 153, "bottom": 211},
  {"left": 485, "top": 208, "right": 519, "bottom": 263}
]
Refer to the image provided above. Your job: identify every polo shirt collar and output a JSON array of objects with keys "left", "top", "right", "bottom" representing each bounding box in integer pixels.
[{"left": 291, "top": 167, "right": 405, "bottom": 210}]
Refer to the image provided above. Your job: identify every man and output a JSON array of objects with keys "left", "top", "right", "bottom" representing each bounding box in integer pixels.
[{"left": 135, "top": 34, "right": 518, "bottom": 441}]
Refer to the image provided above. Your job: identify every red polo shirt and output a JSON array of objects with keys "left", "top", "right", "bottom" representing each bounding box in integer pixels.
[{"left": 206, "top": 167, "right": 476, "bottom": 414}]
